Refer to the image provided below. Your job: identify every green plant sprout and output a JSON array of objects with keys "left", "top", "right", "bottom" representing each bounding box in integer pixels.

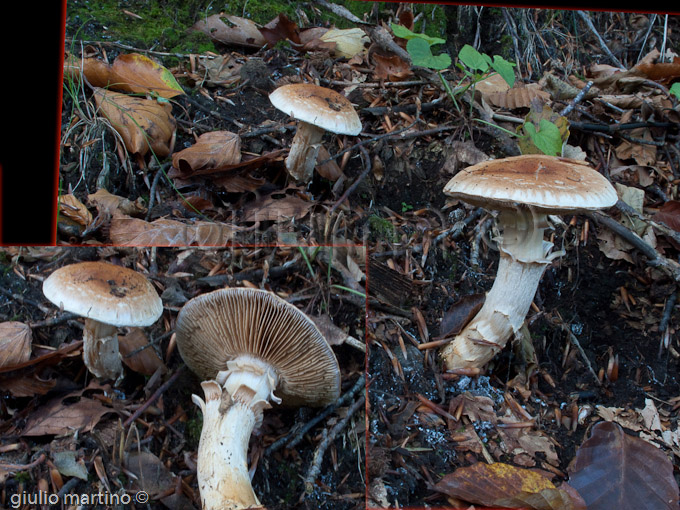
[{"left": 392, "top": 24, "right": 564, "bottom": 157}]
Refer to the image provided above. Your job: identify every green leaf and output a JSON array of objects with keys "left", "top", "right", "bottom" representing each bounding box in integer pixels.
[
  {"left": 390, "top": 23, "right": 446, "bottom": 46},
  {"left": 458, "top": 45, "right": 489, "bottom": 72},
  {"left": 407, "top": 38, "right": 452, "bottom": 70},
  {"left": 670, "top": 82, "right": 680, "bottom": 100},
  {"left": 490, "top": 55, "right": 516, "bottom": 88},
  {"left": 523, "top": 119, "right": 563, "bottom": 156}
]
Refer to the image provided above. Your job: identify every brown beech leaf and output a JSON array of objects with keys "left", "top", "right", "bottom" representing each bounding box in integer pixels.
[
  {"left": 240, "top": 191, "right": 313, "bottom": 223},
  {"left": 486, "top": 84, "right": 551, "bottom": 109},
  {"left": 109, "top": 213, "right": 241, "bottom": 246},
  {"left": 94, "top": 88, "right": 176, "bottom": 158},
  {"left": 0, "top": 322, "right": 32, "bottom": 369},
  {"left": 0, "top": 374, "right": 56, "bottom": 398},
  {"left": 439, "top": 293, "right": 485, "bottom": 338},
  {"left": 196, "top": 54, "right": 242, "bottom": 87},
  {"left": 434, "top": 462, "right": 586, "bottom": 510},
  {"left": 59, "top": 194, "right": 93, "bottom": 227},
  {"left": 118, "top": 329, "right": 165, "bottom": 376},
  {"left": 192, "top": 14, "right": 266, "bottom": 48},
  {"left": 654, "top": 200, "right": 680, "bottom": 233},
  {"left": 567, "top": 421, "right": 679, "bottom": 510},
  {"left": 614, "top": 127, "right": 657, "bottom": 166},
  {"left": 22, "top": 395, "right": 113, "bottom": 436},
  {"left": 172, "top": 131, "right": 241, "bottom": 173},
  {"left": 213, "top": 172, "right": 266, "bottom": 193},
  {"left": 110, "top": 53, "right": 184, "bottom": 98},
  {"left": 65, "top": 53, "right": 184, "bottom": 98},
  {"left": 372, "top": 53, "right": 412, "bottom": 81},
  {"left": 88, "top": 188, "right": 147, "bottom": 217},
  {"left": 259, "top": 13, "right": 301, "bottom": 47},
  {"left": 168, "top": 149, "right": 284, "bottom": 180}
]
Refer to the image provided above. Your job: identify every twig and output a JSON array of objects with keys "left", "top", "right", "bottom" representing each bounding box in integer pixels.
[
  {"left": 266, "top": 374, "right": 365, "bottom": 455},
  {"left": 576, "top": 11, "right": 625, "bottom": 69},
  {"left": 546, "top": 314, "right": 602, "bottom": 387},
  {"left": 586, "top": 211, "right": 680, "bottom": 282},
  {"left": 123, "top": 366, "right": 185, "bottom": 427},
  {"left": 328, "top": 145, "right": 372, "bottom": 215},
  {"left": 615, "top": 199, "right": 680, "bottom": 247},
  {"left": 659, "top": 289, "right": 677, "bottom": 333},
  {"left": 146, "top": 162, "right": 171, "bottom": 221},
  {"left": 0, "top": 453, "right": 46, "bottom": 472},
  {"left": 559, "top": 81, "right": 594, "bottom": 116},
  {"left": 301, "top": 394, "right": 365, "bottom": 497}
]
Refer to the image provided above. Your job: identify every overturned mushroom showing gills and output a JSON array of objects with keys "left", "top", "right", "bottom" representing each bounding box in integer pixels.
[
  {"left": 175, "top": 288, "right": 341, "bottom": 510},
  {"left": 42, "top": 261, "right": 163, "bottom": 380},
  {"left": 269, "top": 83, "right": 361, "bottom": 183},
  {"left": 441, "top": 155, "right": 617, "bottom": 370}
]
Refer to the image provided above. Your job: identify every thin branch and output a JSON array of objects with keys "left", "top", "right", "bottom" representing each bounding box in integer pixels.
[{"left": 576, "top": 11, "right": 625, "bottom": 69}]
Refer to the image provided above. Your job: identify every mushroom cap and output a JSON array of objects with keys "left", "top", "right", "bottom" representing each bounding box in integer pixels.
[
  {"left": 43, "top": 261, "right": 163, "bottom": 327},
  {"left": 175, "top": 288, "right": 341, "bottom": 407},
  {"left": 444, "top": 155, "right": 618, "bottom": 213},
  {"left": 269, "top": 83, "right": 362, "bottom": 136}
]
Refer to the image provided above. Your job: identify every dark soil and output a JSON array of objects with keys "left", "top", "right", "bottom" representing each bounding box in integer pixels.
[
  {"left": 367, "top": 224, "right": 680, "bottom": 508},
  {"left": 0, "top": 246, "right": 365, "bottom": 510}
]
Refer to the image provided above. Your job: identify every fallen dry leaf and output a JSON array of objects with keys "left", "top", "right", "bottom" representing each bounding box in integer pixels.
[
  {"left": 192, "top": 14, "right": 266, "bottom": 48},
  {"left": 65, "top": 52, "right": 184, "bottom": 99},
  {"left": 109, "top": 213, "right": 241, "bottom": 246},
  {"left": 22, "top": 395, "right": 113, "bottom": 436},
  {"left": 567, "top": 421, "right": 679, "bottom": 510},
  {"left": 320, "top": 28, "right": 369, "bottom": 58},
  {"left": 434, "top": 462, "right": 585, "bottom": 510},
  {"left": 0, "top": 322, "right": 32, "bottom": 369},
  {"left": 88, "top": 188, "right": 147, "bottom": 217},
  {"left": 372, "top": 53, "right": 413, "bottom": 81},
  {"left": 94, "top": 87, "right": 176, "bottom": 159},
  {"left": 259, "top": 13, "right": 301, "bottom": 47},
  {"left": 118, "top": 328, "right": 165, "bottom": 376},
  {"left": 0, "top": 373, "right": 56, "bottom": 398},
  {"left": 240, "top": 191, "right": 313, "bottom": 223},
  {"left": 172, "top": 131, "right": 242, "bottom": 173},
  {"left": 59, "top": 194, "right": 93, "bottom": 227}
]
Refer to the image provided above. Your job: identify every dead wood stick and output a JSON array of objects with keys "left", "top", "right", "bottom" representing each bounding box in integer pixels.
[
  {"left": 266, "top": 374, "right": 365, "bottom": 455},
  {"left": 546, "top": 314, "right": 602, "bottom": 387},
  {"left": 559, "top": 80, "right": 594, "bottom": 116},
  {"left": 0, "top": 453, "right": 46, "bottom": 472},
  {"left": 123, "top": 366, "right": 185, "bottom": 427},
  {"left": 329, "top": 145, "right": 372, "bottom": 215},
  {"left": 586, "top": 211, "right": 680, "bottom": 282},
  {"left": 576, "top": 11, "right": 626, "bottom": 69},
  {"left": 615, "top": 199, "right": 680, "bottom": 247},
  {"left": 301, "top": 393, "right": 366, "bottom": 497}
]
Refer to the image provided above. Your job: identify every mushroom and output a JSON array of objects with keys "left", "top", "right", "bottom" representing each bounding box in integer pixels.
[
  {"left": 269, "top": 83, "right": 361, "bottom": 183},
  {"left": 440, "top": 155, "right": 617, "bottom": 370},
  {"left": 174, "top": 287, "right": 341, "bottom": 510},
  {"left": 42, "top": 261, "right": 163, "bottom": 380}
]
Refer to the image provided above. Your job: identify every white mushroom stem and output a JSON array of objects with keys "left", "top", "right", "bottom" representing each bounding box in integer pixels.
[
  {"left": 286, "top": 121, "right": 325, "bottom": 183},
  {"left": 193, "top": 356, "right": 280, "bottom": 510},
  {"left": 82, "top": 319, "right": 123, "bottom": 380},
  {"left": 441, "top": 207, "right": 562, "bottom": 370}
]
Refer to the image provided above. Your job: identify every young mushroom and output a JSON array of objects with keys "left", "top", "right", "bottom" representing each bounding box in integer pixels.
[
  {"left": 441, "top": 155, "right": 617, "bottom": 370},
  {"left": 174, "top": 287, "right": 341, "bottom": 510},
  {"left": 269, "top": 83, "right": 361, "bottom": 183},
  {"left": 42, "top": 261, "right": 163, "bottom": 380}
]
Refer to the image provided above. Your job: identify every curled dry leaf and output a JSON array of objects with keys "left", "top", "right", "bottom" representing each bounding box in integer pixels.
[
  {"left": 65, "top": 52, "right": 184, "bottom": 99},
  {"left": 118, "top": 328, "right": 165, "bottom": 376},
  {"left": 319, "top": 28, "right": 369, "bottom": 59},
  {"left": 567, "top": 421, "right": 679, "bottom": 510},
  {"left": 192, "top": 14, "right": 266, "bottom": 48},
  {"left": 434, "top": 462, "right": 586, "bottom": 510},
  {"left": 439, "top": 293, "right": 486, "bottom": 338},
  {"left": 259, "top": 13, "right": 301, "bottom": 47},
  {"left": 58, "top": 194, "right": 93, "bottom": 227},
  {"left": 195, "top": 54, "right": 242, "bottom": 87},
  {"left": 87, "top": 188, "right": 147, "bottom": 217},
  {"left": 171, "top": 131, "right": 242, "bottom": 174},
  {"left": 94, "top": 88, "right": 176, "bottom": 158},
  {"left": 0, "top": 322, "right": 32, "bottom": 369}
]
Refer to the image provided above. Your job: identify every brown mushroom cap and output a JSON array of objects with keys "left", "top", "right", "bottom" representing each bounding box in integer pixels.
[
  {"left": 42, "top": 261, "right": 163, "bottom": 327},
  {"left": 444, "top": 155, "right": 618, "bottom": 213},
  {"left": 269, "top": 83, "right": 362, "bottom": 136},
  {"left": 175, "top": 288, "right": 341, "bottom": 407}
]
